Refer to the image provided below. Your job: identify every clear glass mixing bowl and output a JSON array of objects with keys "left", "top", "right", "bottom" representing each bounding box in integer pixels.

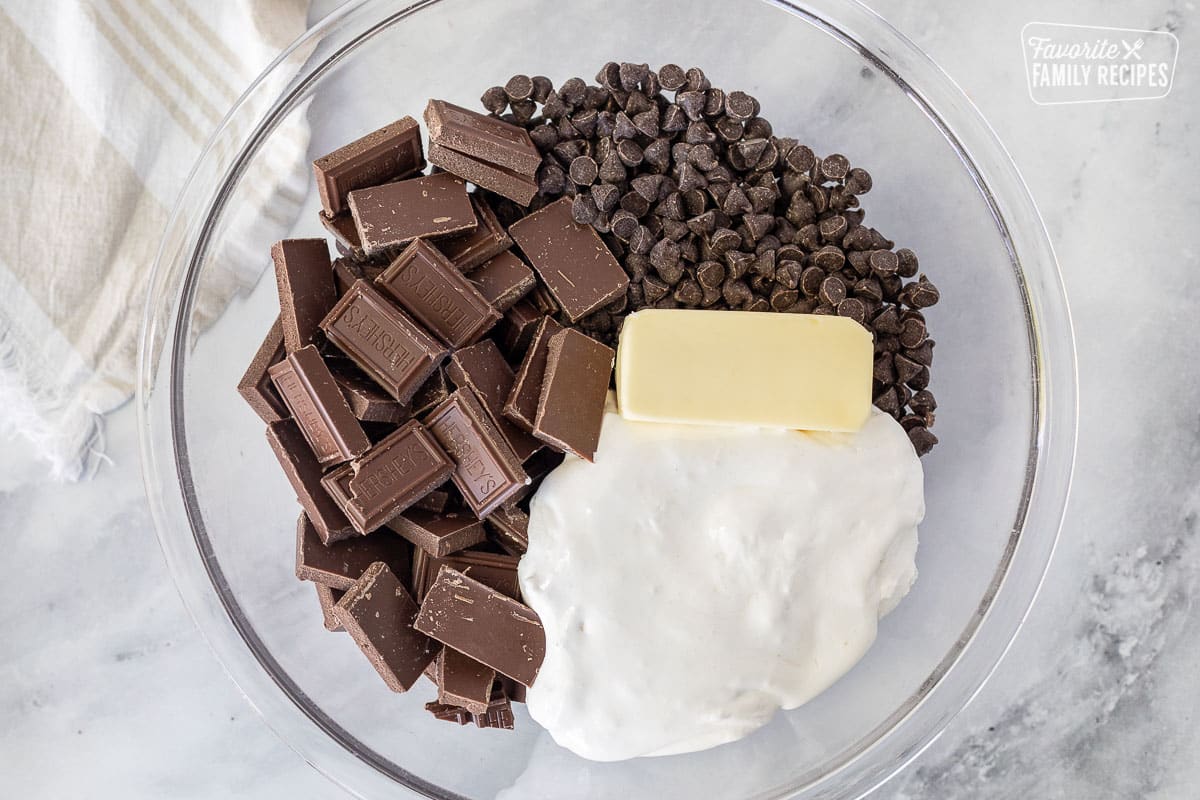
[{"left": 138, "top": 1, "right": 1077, "bottom": 797}]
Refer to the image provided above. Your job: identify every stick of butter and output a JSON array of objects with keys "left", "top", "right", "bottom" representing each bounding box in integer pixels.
[{"left": 615, "top": 309, "right": 873, "bottom": 432}]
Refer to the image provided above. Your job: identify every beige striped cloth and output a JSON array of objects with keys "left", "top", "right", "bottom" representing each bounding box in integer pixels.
[{"left": 0, "top": 0, "right": 310, "bottom": 482}]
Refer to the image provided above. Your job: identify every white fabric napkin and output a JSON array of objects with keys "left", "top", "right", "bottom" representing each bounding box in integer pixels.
[{"left": 0, "top": 0, "right": 309, "bottom": 481}]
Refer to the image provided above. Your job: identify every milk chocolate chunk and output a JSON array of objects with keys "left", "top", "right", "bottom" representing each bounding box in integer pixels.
[
  {"left": 410, "top": 368, "right": 451, "bottom": 416},
  {"left": 474, "top": 686, "right": 516, "bottom": 729},
  {"left": 412, "top": 549, "right": 521, "bottom": 603},
  {"left": 425, "top": 701, "right": 472, "bottom": 725},
  {"left": 485, "top": 504, "right": 529, "bottom": 555},
  {"left": 534, "top": 329, "right": 614, "bottom": 460},
  {"left": 424, "top": 389, "right": 529, "bottom": 519},
  {"left": 268, "top": 345, "right": 370, "bottom": 466},
  {"left": 332, "top": 562, "right": 438, "bottom": 693},
  {"left": 468, "top": 251, "right": 535, "bottom": 312},
  {"left": 237, "top": 317, "right": 288, "bottom": 423},
  {"left": 508, "top": 197, "right": 628, "bottom": 322},
  {"left": 436, "top": 195, "right": 513, "bottom": 271},
  {"left": 320, "top": 280, "right": 448, "bottom": 404},
  {"left": 438, "top": 647, "right": 496, "bottom": 715},
  {"left": 313, "top": 116, "right": 424, "bottom": 216},
  {"left": 375, "top": 239, "right": 501, "bottom": 348},
  {"left": 348, "top": 172, "right": 476, "bottom": 256},
  {"left": 265, "top": 420, "right": 356, "bottom": 545},
  {"left": 447, "top": 341, "right": 541, "bottom": 461},
  {"left": 331, "top": 363, "right": 407, "bottom": 424},
  {"left": 387, "top": 509, "right": 486, "bottom": 558},
  {"left": 316, "top": 584, "right": 345, "bottom": 632},
  {"left": 503, "top": 316, "right": 565, "bottom": 432},
  {"left": 415, "top": 566, "right": 545, "bottom": 687},
  {"left": 426, "top": 143, "right": 538, "bottom": 206},
  {"left": 493, "top": 300, "right": 543, "bottom": 358},
  {"left": 296, "top": 512, "right": 412, "bottom": 591},
  {"left": 321, "top": 420, "right": 455, "bottom": 534},
  {"left": 273, "top": 239, "right": 337, "bottom": 352},
  {"left": 424, "top": 99, "right": 541, "bottom": 176},
  {"left": 321, "top": 212, "right": 365, "bottom": 258}
]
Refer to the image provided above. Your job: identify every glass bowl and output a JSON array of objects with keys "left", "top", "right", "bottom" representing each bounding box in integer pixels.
[{"left": 137, "top": 0, "right": 1077, "bottom": 797}]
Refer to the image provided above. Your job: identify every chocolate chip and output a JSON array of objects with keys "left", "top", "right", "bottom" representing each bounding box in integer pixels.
[
  {"left": 599, "top": 152, "right": 626, "bottom": 184},
  {"left": 819, "top": 215, "right": 848, "bottom": 243},
  {"left": 744, "top": 117, "right": 772, "bottom": 139},
  {"left": 893, "top": 353, "right": 922, "bottom": 386},
  {"left": 660, "top": 104, "right": 688, "bottom": 133},
  {"left": 591, "top": 183, "right": 620, "bottom": 213},
  {"left": 836, "top": 297, "right": 866, "bottom": 325},
  {"left": 619, "top": 191, "right": 650, "bottom": 217},
  {"left": 619, "top": 62, "right": 650, "bottom": 91},
  {"left": 677, "top": 90, "right": 706, "bottom": 121},
  {"left": 674, "top": 278, "right": 703, "bottom": 306},
  {"left": 643, "top": 138, "right": 672, "bottom": 172},
  {"left": 685, "top": 121, "right": 717, "bottom": 146},
  {"left": 649, "top": 238, "right": 680, "bottom": 271},
  {"left": 905, "top": 339, "right": 935, "bottom": 367},
  {"left": 629, "top": 225, "right": 656, "bottom": 254},
  {"left": 899, "top": 316, "right": 927, "bottom": 348},
  {"left": 658, "top": 63, "right": 687, "bottom": 91},
  {"left": 722, "top": 277, "right": 753, "bottom": 307},
  {"left": 643, "top": 275, "right": 670, "bottom": 302},
  {"left": 845, "top": 167, "right": 873, "bottom": 194},
  {"left": 696, "top": 260, "right": 725, "bottom": 289},
  {"left": 509, "top": 99, "right": 536, "bottom": 125},
  {"left": 908, "top": 427, "right": 938, "bottom": 456},
  {"left": 819, "top": 275, "right": 847, "bottom": 305},
  {"left": 799, "top": 266, "right": 825, "bottom": 298},
  {"left": 768, "top": 286, "right": 799, "bottom": 311},
  {"left": 869, "top": 249, "right": 899, "bottom": 276},
  {"left": 569, "top": 155, "right": 599, "bottom": 186},
  {"left": 610, "top": 209, "right": 640, "bottom": 241},
  {"left": 571, "top": 194, "right": 600, "bottom": 225},
  {"left": 710, "top": 227, "right": 741, "bottom": 255},
  {"left": 809, "top": 245, "right": 843, "bottom": 271},
  {"left": 723, "top": 90, "right": 758, "bottom": 121},
  {"left": 503, "top": 74, "right": 534, "bottom": 102},
  {"left": 744, "top": 213, "right": 774, "bottom": 242},
  {"left": 910, "top": 390, "right": 937, "bottom": 414},
  {"left": 684, "top": 67, "right": 710, "bottom": 92},
  {"left": 617, "top": 139, "right": 644, "bottom": 167},
  {"left": 481, "top": 86, "right": 509, "bottom": 114},
  {"left": 896, "top": 248, "right": 919, "bottom": 278},
  {"left": 905, "top": 276, "right": 941, "bottom": 309}
]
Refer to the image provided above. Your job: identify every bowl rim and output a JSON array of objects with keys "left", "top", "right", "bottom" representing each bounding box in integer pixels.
[{"left": 137, "top": 1, "right": 1078, "bottom": 797}]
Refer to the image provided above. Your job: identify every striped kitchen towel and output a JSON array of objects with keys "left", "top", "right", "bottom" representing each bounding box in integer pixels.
[{"left": 0, "top": 0, "right": 310, "bottom": 482}]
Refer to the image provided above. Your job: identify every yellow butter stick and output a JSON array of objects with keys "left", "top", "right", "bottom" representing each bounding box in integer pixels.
[{"left": 615, "top": 309, "right": 873, "bottom": 432}]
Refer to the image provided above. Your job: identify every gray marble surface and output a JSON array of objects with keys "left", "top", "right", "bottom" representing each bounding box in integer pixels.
[{"left": 2, "top": 0, "right": 1196, "bottom": 797}]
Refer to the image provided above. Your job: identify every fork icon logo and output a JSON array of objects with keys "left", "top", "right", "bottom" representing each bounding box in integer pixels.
[{"left": 1122, "top": 38, "right": 1144, "bottom": 60}]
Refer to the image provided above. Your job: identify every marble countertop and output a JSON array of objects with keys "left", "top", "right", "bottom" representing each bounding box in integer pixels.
[{"left": 2, "top": 0, "right": 1196, "bottom": 796}]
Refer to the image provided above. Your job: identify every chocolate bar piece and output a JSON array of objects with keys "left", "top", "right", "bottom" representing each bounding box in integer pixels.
[
  {"left": 425, "top": 701, "right": 472, "bottom": 725},
  {"left": 411, "top": 368, "right": 450, "bottom": 416},
  {"left": 424, "top": 99, "right": 540, "bottom": 176},
  {"left": 484, "top": 504, "right": 529, "bottom": 555},
  {"left": 474, "top": 686, "right": 516, "bottom": 729},
  {"left": 413, "top": 488, "right": 450, "bottom": 514},
  {"left": 424, "top": 389, "right": 529, "bottom": 518},
  {"left": 268, "top": 345, "right": 370, "bottom": 466},
  {"left": 415, "top": 566, "right": 545, "bottom": 687},
  {"left": 508, "top": 197, "right": 628, "bottom": 322},
  {"left": 320, "top": 280, "right": 448, "bottom": 404},
  {"left": 273, "top": 239, "right": 337, "bottom": 352},
  {"left": 296, "top": 512, "right": 412, "bottom": 591},
  {"left": 499, "top": 676, "right": 527, "bottom": 705},
  {"left": 265, "top": 420, "right": 356, "bottom": 545},
  {"left": 435, "top": 194, "right": 512, "bottom": 271},
  {"left": 332, "top": 562, "right": 438, "bottom": 693},
  {"left": 386, "top": 509, "right": 485, "bottom": 558},
  {"left": 534, "top": 329, "right": 614, "bottom": 461},
  {"left": 467, "top": 251, "right": 535, "bottom": 313},
  {"left": 321, "top": 420, "right": 455, "bottom": 534},
  {"left": 321, "top": 212, "right": 365, "bottom": 258},
  {"left": 315, "top": 584, "right": 345, "bottom": 632},
  {"left": 427, "top": 143, "right": 538, "bottom": 207},
  {"left": 237, "top": 317, "right": 288, "bottom": 423},
  {"left": 437, "top": 647, "right": 495, "bottom": 715},
  {"left": 348, "top": 172, "right": 475, "bottom": 256},
  {"left": 503, "top": 316, "right": 564, "bottom": 432},
  {"left": 375, "top": 239, "right": 501, "bottom": 348},
  {"left": 313, "top": 116, "right": 424, "bottom": 216},
  {"left": 446, "top": 341, "right": 541, "bottom": 461},
  {"left": 493, "top": 300, "right": 543, "bottom": 359},
  {"left": 330, "top": 362, "right": 407, "bottom": 424},
  {"left": 412, "top": 548, "right": 521, "bottom": 603}
]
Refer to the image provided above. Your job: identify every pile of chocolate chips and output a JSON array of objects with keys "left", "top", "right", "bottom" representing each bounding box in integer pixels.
[{"left": 477, "top": 63, "right": 939, "bottom": 455}]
